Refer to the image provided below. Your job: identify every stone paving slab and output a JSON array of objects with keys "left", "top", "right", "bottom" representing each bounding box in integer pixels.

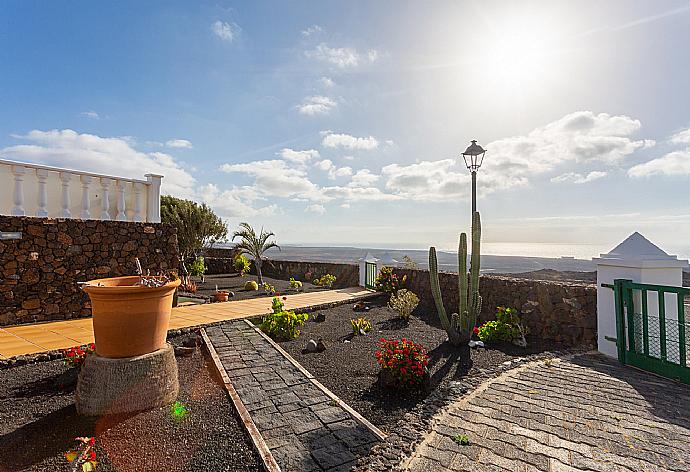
[
  {"left": 406, "top": 354, "right": 690, "bottom": 472},
  {"left": 206, "top": 321, "right": 380, "bottom": 471}
]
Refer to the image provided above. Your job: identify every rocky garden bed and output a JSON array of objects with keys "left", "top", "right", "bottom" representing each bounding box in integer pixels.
[
  {"left": 0, "top": 333, "right": 263, "bottom": 472},
  {"left": 277, "top": 295, "right": 563, "bottom": 433},
  {"left": 178, "top": 273, "right": 331, "bottom": 303}
]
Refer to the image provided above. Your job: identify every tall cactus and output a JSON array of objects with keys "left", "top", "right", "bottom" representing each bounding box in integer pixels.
[{"left": 429, "top": 211, "right": 482, "bottom": 350}]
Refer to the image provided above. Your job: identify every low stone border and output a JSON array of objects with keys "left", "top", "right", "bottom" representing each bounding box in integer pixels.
[
  {"left": 353, "top": 347, "right": 586, "bottom": 471},
  {"left": 244, "top": 319, "right": 387, "bottom": 442},
  {"left": 200, "top": 328, "right": 282, "bottom": 472}
]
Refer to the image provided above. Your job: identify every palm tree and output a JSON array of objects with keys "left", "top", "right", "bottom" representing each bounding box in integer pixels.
[{"left": 232, "top": 223, "right": 280, "bottom": 284}]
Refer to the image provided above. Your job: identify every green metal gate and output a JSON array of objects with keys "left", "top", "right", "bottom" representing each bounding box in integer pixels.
[
  {"left": 364, "top": 262, "right": 377, "bottom": 289},
  {"left": 608, "top": 279, "right": 690, "bottom": 384}
]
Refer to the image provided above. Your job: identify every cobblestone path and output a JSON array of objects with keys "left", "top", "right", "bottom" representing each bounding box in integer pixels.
[
  {"left": 206, "top": 321, "right": 380, "bottom": 471},
  {"left": 407, "top": 354, "right": 690, "bottom": 472}
]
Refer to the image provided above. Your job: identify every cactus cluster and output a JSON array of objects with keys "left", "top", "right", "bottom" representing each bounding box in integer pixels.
[{"left": 429, "top": 211, "right": 482, "bottom": 347}]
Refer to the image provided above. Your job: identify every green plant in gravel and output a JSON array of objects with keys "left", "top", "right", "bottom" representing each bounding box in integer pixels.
[
  {"left": 272, "top": 296, "right": 284, "bottom": 314},
  {"left": 429, "top": 211, "right": 481, "bottom": 363},
  {"left": 289, "top": 277, "right": 303, "bottom": 291},
  {"left": 350, "top": 317, "right": 372, "bottom": 335},
  {"left": 453, "top": 434, "right": 470, "bottom": 446},
  {"left": 189, "top": 256, "right": 207, "bottom": 281},
  {"left": 260, "top": 310, "right": 308, "bottom": 340},
  {"left": 244, "top": 280, "right": 259, "bottom": 291},
  {"left": 262, "top": 282, "right": 276, "bottom": 295},
  {"left": 477, "top": 306, "right": 528, "bottom": 347},
  {"left": 313, "top": 274, "right": 336, "bottom": 288},
  {"left": 388, "top": 289, "right": 419, "bottom": 321},
  {"left": 232, "top": 254, "right": 251, "bottom": 276}
]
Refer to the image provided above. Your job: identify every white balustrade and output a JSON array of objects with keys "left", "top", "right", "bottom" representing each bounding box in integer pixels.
[{"left": 0, "top": 158, "right": 162, "bottom": 223}]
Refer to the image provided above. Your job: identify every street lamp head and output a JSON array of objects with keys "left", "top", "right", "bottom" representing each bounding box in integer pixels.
[{"left": 461, "top": 140, "right": 486, "bottom": 172}]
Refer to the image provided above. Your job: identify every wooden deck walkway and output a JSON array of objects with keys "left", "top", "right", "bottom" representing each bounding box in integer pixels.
[{"left": 0, "top": 287, "right": 374, "bottom": 359}]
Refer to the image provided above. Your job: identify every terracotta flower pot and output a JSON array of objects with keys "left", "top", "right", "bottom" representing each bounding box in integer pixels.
[
  {"left": 83, "top": 276, "right": 181, "bottom": 358},
  {"left": 215, "top": 291, "right": 229, "bottom": 302}
]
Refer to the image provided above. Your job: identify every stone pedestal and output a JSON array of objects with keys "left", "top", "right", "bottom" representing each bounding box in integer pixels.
[{"left": 76, "top": 343, "right": 179, "bottom": 416}]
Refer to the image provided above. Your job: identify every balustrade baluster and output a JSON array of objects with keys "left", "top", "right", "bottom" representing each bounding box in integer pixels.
[
  {"left": 59, "top": 172, "right": 72, "bottom": 218},
  {"left": 100, "top": 178, "right": 112, "bottom": 220},
  {"left": 11, "top": 165, "right": 26, "bottom": 216},
  {"left": 80, "top": 175, "right": 92, "bottom": 219},
  {"left": 35, "top": 168, "right": 49, "bottom": 217},
  {"left": 116, "top": 180, "right": 127, "bottom": 221}
]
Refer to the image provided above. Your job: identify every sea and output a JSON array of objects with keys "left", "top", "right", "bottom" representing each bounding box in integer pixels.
[{"left": 217, "top": 242, "right": 690, "bottom": 275}]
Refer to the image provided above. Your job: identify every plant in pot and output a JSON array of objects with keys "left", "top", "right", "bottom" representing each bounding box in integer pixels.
[
  {"left": 214, "top": 285, "right": 229, "bottom": 302},
  {"left": 82, "top": 259, "right": 181, "bottom": 358}
]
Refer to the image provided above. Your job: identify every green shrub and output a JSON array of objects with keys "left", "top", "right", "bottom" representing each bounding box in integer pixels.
[
  {"left": 233, "top": 254, "right": 251, "bottom": 275},
  {"left": 189, "top": 256, "right": 207, "bottom": 277},
  {"left": 289, "top": 277, "right": 303, "bottom": 291},
  {"left": 477, "top": 306, "right": 528, "bottom": 347},
  {"left": 388, "top": 289, "right": 419, "bottom": 320},
  {"left": 271, "top": 296, "right": 284, "bottom": 314},
  {"left": 260, "top": 310, "right": 308, "bottom": 340},
  {"left": 262, "top": 282, "right": 276, "bottom": 295},
  {"left": 313, "top": 274, "right": 336, "bottom": 288},
  {"left": 244, "top": 280, "right": 259, "bottom": 291}
]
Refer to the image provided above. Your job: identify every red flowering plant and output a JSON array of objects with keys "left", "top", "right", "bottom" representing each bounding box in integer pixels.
[
  {"left": 64, "top": 436, "right": 98, "bottom": 471},
  {"left": 374, "top": 267, "right": 407, "bottom": 295},
  {"left": 63, "top": 343, "right": 96, "bottom": 368},
  {"left": 375, "top": 338, "right": 429, "bottom": 388}
]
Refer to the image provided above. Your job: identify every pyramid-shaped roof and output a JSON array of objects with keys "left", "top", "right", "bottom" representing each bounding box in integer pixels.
[{"left": 595, "top": 232, "right": 688, "bottom": 267}]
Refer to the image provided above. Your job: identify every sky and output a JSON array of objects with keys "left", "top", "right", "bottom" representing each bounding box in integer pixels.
[{"left": 1, "top": 1, "right": 690, "bottom": 258}]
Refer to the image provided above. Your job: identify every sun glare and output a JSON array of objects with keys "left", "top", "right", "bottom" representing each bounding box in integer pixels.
[{"left": 463, "top": 10, "right": 566, "bottom": 99}]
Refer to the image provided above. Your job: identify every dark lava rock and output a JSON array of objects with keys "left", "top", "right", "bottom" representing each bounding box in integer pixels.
[
  {"left": 174, "top": 346, "right": 196, "bottom": 357},
  {"left": 314, "top": 312, "right": 326, "bottom": 322}
]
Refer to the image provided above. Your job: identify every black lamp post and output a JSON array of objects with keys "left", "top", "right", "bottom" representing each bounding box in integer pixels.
[{"left": 461, "top": 140, "right": 486, "bottom": 214}]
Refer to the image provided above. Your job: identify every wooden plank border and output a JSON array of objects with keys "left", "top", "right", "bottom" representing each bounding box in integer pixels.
[
  {"left": 200, "top": 328, "right": 282, "bottom": 472},
  {"left": 244, "top": 319, "right": 387, "bottom": 442}
]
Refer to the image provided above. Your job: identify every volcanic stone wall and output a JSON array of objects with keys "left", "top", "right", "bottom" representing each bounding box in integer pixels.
[
  {"left": 0, "top": 216, "right": 178, "bottom": 326},
  {"left": 260, "top": 259, "right": 359, "bottom": 289},
  {"left": 393, "top": 267, "right": 597, "bottom": 348},
  {"left": 249, "top": 259, "right": 597, "bottom": 347}
]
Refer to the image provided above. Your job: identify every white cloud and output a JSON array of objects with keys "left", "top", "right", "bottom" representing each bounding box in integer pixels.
[
  {"left": 305, "top": 204, "right": 326, "bottom": 214},
  {"left": 278, "top": 148, "right": 319, "bottom": 164},
  {"left": 212, "top": 20, "right": 239, "bottom": 42},
  {"left": 220, "top": 159, "right": 321, "bottom": 199},
  {"left": 628, "top": 149, "right": 690, "bottom": 178},
  {"left": 349, "top": 169, "right": 379, "bottom": 187},
  {"left": 297, "top": 96, "right": 337, "bottom": 116},
  {"left": 321, "top": 131, "right": 379, "bottom": 150},
  {"left": 551, "top": 171, "right": 607, "bottom": 184},
  {"left": 321, "top": 185, "right": 402, "bottom": 202},
  {"left": 2, "top": 129, "right": 196, "bottom": 198},
  {"left": 80, "top": 111, "right": 100, "bottom": 120},
  {"left": 198, "top": 183, "right": 277, "bottom": 218},
  {"left": 305, "top": 43, "right": 379, "bottom": 69},
  {"left": 670, "top": 128, "right": 690, "bottom": 145},
  {"left": 320, "top": 77, "right": 335, "bottom": 88},
  {"left": 165, "top": 139, "right": 193, "bottom": 149},
  {"left": 301, "top": 25, "right": 322, "bottom": 37},
  {"left": 316, "top": 159, "right": 352, "bottom": 180},
  {"left": 484, "top": 111, "right": 653, "bottom": 180},
  {"left": 340, "top": 203, "right": 351, "bottom": 209}
]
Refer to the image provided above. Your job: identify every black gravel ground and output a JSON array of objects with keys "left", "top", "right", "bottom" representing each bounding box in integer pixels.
[
  {"left": 0, "top": 334, "right": 263, "bottom": 472},
  {"left": 181, "top": 274, "right": 327, "bottom": 302},
  {"left": 278, "top": 296, "right": 559, "bottom": 433}
]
